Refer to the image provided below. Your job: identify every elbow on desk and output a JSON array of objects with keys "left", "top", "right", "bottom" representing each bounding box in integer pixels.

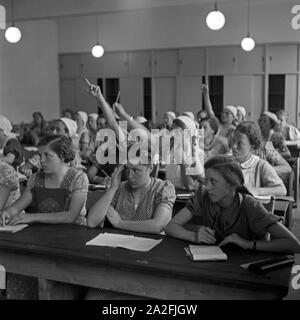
[{"left": 87, "top": 217, "right": 102, "bottom": 228}]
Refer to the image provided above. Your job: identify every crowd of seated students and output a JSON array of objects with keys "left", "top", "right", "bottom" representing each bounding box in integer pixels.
[{"left": 1, "top": 80, "right": 300, "bottom": 300}]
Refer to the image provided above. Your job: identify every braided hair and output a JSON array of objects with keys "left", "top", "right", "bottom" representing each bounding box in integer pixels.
[{"left": 204, "top": 155, "right": 252, "bottom": 196}]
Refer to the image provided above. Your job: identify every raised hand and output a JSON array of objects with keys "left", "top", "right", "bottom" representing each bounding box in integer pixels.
[
  {"left": 110, "top": 165, "right": 124, "bottom": 191},
  {"left": 113, "top": 102, "right": 126, "bottom": 118},
  {"left": 201, "top": 84, "right": 209, "bottom": 95},
  {"left": 85, "top": 78, "right": 103, "bottom": 99}
]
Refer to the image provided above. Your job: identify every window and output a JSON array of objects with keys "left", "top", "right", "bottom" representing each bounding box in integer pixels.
[
  {"left": 202, "top": 75, "right": 224, "bottom": 118},
  {"left": 143, "top": 77, "right": 152, "bottom": 120},
  {"left": 105, "top": 78, "right": 119, "bottom": 107},
  {"left": 268, "top": 75, "right": 285, "bottom": 113}
]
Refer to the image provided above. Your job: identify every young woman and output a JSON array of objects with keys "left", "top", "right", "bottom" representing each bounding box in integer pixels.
[
  {"left": 23, "top": 112, "right": 47, "bottom": 146},
  {"left": 201, "top": 84, "right": 237, "bottom": 142},
  {"left": 87, "top": 161, "right": 176, "bottom": 234},
  {"left": 0, "top": 115, "right": 23, "bottom": 170},
  {"left": 82, "top": 113, "right": 99, "bottom": 160},
  {"left": 0, "top": 135, "right": 88, "bottom": 226},
  {"left": 165, "top": 155, "right": 300, "bottom": 253},
  {"left": 199, "top": 117, "right": 229, "bottom": 161},
  {"left": 236, "top": 106, "right": 247, "bottom": 124},
  {"left": 164, "top": 111, "right": 176, "bottom": 131},
  {"left": 165, "top": 115, "right": 204, "bottom": 190},
  {"left": 0, "top": 161, "right": 21, "bottom": 211},
  {"left": 258, "top": 111, "right": 291, "bottom": 159},
  {"left": 276, "top": 109, "right": 300, "bottom": 141},
  {"left": 74, "top": 111, "right": 90, "bottom": 157},
  {"left": 232, "top": 121, "right": 287, "bottom": 197}
]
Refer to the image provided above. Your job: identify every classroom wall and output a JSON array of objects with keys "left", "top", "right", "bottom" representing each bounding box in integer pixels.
[
  {"left": 56, "top": 2, "right": 299, "bottom": 53},
  {"left": 0, "top": 20, "right": 60, "bottom": 124}
]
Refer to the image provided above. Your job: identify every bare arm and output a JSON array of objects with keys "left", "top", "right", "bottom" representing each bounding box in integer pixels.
[
  {"left": 0, "top": 153, "right": 15, "bottom": 166},
  {"left": 201, "top": 84, "right": 216, "bottom": 119},
  {"left": 0, "top": 186, "right": 10, "bottom": 211}
]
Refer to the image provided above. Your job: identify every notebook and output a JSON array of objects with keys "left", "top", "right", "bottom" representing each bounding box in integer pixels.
[
  {"left": 0, "top": 224, "right": 28, "bottom": 233},
  {"left": 188, "top": 245, "right": 227, "bottom": 261}
]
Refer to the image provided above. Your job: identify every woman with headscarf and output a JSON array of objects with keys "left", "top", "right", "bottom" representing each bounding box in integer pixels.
[
  {"left": 236, "top": 106, "right": 247, "bottom": 124},
  {"left": 82, "top": 113, "right": 99, "bottom": 160},
  {"left": 74, "top": 111, "right": 90, "bottom": 157},
  {"left": 164, "top": 111, "right": 176, "bottom": 131},
  {"left": 165, "top": 115, "right": 204, "bottom": 190},
  {"left": 276, "top": 109, "right": 300, "bottom": 141},
  {"left": 201, "top": 84, "right": 237, "bottom": 144},
  {"left": 0, "top": 115, "right": 23, "bottom": 170}
]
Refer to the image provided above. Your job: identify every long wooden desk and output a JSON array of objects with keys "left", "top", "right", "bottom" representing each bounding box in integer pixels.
[{"left": 0, "top": 224, "right": 293, "bottom": 300}]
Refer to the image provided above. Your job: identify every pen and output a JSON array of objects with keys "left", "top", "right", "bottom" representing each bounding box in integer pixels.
[
  {"left": 100, "top": 168, "right": 110, "bottom": 178},
  {"left": 115, "top": 90, "right": 120, "bottom": 104}
]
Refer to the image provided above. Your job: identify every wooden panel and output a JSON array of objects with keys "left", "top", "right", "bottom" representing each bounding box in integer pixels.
[
  {"left": 80, "top": 53, "right": 103, "bottom": 78},
  {"left": 102, "top": 52, "right": 128, "bottom": 77},
  {"left": 269, "top": 45, "right": 298, "bottom": 74},
  {"left": 154, "top": 50, "right": 178, "bottom": 77},
  {"left": 251, "top": 76, "right": 264, "bottom": 122},
  {"left": 119, "top": 77, "right": 143, "bottom": 117},
  {"left": 128, "top": 51, "right": 151, "bottom": 77},
  {"left": 176, "top": 76, "right": 202, "bottom": 115},
  {"left": 60, "top": 79, "right": 76, "bottom": 112},
  {"left": 285, "top": 75, "right": 297, "bottom": 126},
  {"left": 236, "top": 46, "right": 264, "bottom": 74},
  {"left": 60, "top": 55, "right": 81, "bottom": 79},
  {"left": 179, "top": 48, "right": 205, "bottom": 76},
  {"left": 155, "top": 77, "right": 176, "bottom": 124},
  {"left": 207, "top": 47, "right": 236, "bottom": 75}
]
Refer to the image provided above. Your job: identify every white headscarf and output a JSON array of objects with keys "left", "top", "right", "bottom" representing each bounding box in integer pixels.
[
  {"left": 60, "top": 118, "right": 78, "bottom": 138},
  {"left": 165, "top": 111, "right": 176, "bottom": 119},
  {"left": 0, "top": 115, "right": 16, "bottom": 139},
  {"left": 182, "top": 111, "right": 195, "bottom": 121},
  {"left": 135, "top": 116, "right": 147, "bottom": 124},
  {"left": 236, "top": 106, "right": 246, "bottom": 119},
  {"left": 77, "top": 111, "right": 88, "bottom": 126},
  {"left": 88, "top": 113, "right": 98, "bottom": 121},
  {"left": 223, "top": 105, "right": 237, "bottom": 118}
]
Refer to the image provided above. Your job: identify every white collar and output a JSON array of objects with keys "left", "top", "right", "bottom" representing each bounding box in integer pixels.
[{"left": 240, "top": 154, "right": 260, "bottom": 169}]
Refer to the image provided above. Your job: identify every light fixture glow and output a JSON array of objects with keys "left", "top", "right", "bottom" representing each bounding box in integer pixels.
[
  {"left": 92, "top": 44, "right": 104, "bottom": 58},
  {"left": 241, "top": 36, "right": 255, "bottom": 52},
  {"left": 5, "top": 25, "right": 22, "bottom": 43},
  {"left": 206, "top": 10, "right": 225, "bottom": 30}
]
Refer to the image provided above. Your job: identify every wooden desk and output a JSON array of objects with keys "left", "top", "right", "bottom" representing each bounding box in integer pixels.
[{"left": 0, "top": 225, "right": 293, "bottom": 300}]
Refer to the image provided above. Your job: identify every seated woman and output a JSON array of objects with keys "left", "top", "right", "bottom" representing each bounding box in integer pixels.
[
  {"left": 232, "top": 121, "right": 287, "bottom": 197},
  {"left": 19, "top": 117, "right": 81, "bottom": 176},
  {"left": 199, "top": 117, "right": 229, "bottom": 161},
  {"left": 0, "top": 161, "right": 21, "bottom": 211},
  {"left": 0, "top": 135, "right": 88, "bottom": 226},
  {"left": 236, "top": 105, "right": 247, "bottom": 124},
  {"left": 82, "top": 113, "right": 98, "bottom": 161},
  {"left": 258, "top": 111, "right": 291, "bottom": 159},
  {"left": 165, "top": 116, "right": 204, "bottom": 190},
  {"left": 22, "top": 112, "right": 47, "bottom": 147},
  {"left": 87, "top": 159, "right": 176, "bottom": 234},
  {"left": 0, "top": 115, "right": 23, "bottom": 170},
  {"left": 74, "top": 111, "right": 90, "bottom": 158},
  {"left": 165, "top": 155, "right": 300, "bottom": 253},
  {"left": 276, "top": 109, "right": 300, "bottom": 141},
  {"left": 163, "top": 111, "right": 176, "bottom": 131}
]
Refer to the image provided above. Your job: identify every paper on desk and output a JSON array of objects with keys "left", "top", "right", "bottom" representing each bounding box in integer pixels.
[
  {"left": 86, "top": 232, "right": 162, "bottom": 252},
  {"left": 0, "top": 224, "right": 28, "bottom": 233}
]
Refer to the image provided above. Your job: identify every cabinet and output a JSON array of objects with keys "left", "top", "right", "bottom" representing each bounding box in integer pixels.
[
  {"left": 176, "top": 77, "right": 202, "bottom": 115},
  {"left": 207, "top": 47, "right": 236, "bottom": 75},
  {"left": 60, "top": 55, "right": 81, "bottom": 79},
  {"left": 269, "top": 45, "right": 298, "bottom": 74},
  {"left": 236, "top": 46, "right": 264, "bottom": 74},
  {"left": 119, "top": 78, "right": 143, "bottom": 117},
  {"left": 80, "top": 53, "right": 103, "bottom": 78},
  {"left": 154, "top": 50, "right": 178, "bottom": 77},
  {"left": 178, "top": 48, "right": 205, "bottom": 76},
  {"left": 128, "top": 51, "right": 151, "bottom": 77},
  {"left": 102, "top": 52, "right": 129, "bottom": 78}
]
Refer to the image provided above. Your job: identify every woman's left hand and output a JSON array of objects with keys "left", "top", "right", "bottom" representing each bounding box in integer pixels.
[
  {"left": 219, "top": 233, "right": 251, "bottom": 250},
  {"left": 9, "top": 213, "right": 35, "bottom": 226},
  {"left": 106, "top": 207, "right": 123, "bottom": 228}
]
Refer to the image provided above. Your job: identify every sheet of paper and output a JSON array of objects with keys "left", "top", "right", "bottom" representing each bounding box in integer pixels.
[
  {"left": 0, "top": 224, "right": 28, "bottom": 233},
  {"left": 86, "top": 232, "right": 162, "bottom": 252}
]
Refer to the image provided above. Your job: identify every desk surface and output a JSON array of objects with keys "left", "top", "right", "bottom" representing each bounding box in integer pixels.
[{"left": 0, "top": 224, "right": 293, "bottom": 299}]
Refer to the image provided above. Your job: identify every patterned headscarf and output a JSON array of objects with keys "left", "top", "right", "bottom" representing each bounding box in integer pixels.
[{"left": 60, "top": 118, "right": 78, "bottom": 138}]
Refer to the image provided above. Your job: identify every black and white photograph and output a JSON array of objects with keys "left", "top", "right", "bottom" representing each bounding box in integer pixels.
[{"left": 0, "top": 0, "right": 300, "bottom": 305}]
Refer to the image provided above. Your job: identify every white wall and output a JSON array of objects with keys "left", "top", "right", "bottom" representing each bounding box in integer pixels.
[
  {"left": 57, "top": 2, "right": 300, "bottom": 53},
  {"left": 0, "top": 20, "right": 60, "bottom": 123}
]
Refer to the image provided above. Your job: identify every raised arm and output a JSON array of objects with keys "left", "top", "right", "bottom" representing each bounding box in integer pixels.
[
  {"left": 201, "top": 84, "right": 216, "bottom": 119},
  {"left": 87, "top": 166, "right": 124, "bottom": 228}
]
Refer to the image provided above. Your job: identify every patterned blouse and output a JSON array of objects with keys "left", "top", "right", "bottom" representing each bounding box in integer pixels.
[
  {"left": 110, "top": 178, "right": 176, "bottom": 221},
  {"left": 0, "top": 161, "right": 21, "bottom": 209}
]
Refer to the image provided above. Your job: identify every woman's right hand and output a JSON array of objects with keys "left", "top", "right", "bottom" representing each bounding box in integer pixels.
[
  {"left": 194, "top": 226, "right": 216, "bottom": 244},
  {"left": 85, "top": 78, "right": 103, "bottom": 99},
  {"left": 0, "top": 210, "right": 12, "bottom": 227},
  {"left": 110, "top": 166, "right": 124, "bottom": 191},
  {"left": 201, "top": 84, "right": 209, "bottom": 95}
]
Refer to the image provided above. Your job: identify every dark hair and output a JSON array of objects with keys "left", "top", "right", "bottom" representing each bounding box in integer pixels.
[
  {"left": 172, "top": 118, "right": 187, "bottom": 130},
  {"left": 204, "top": 155, "right": 252, "bottom": 195},
  {"left": 200, "top": 117, "right": 219, "bottom": 135},
  {"left": 62, "top": 109, "right": 74, "bottom": 118},
  {"left": 38, "top": 135, "right": 75, "bottom": 163},
  {"left": 276, "top": 109, "right": 288, "bottom": 119},
  {"left": 235, "top": 121, "right": 262, "bottom": 151},
  {"left": 32, "top": 111, "right": 46, "bottom": 132}
]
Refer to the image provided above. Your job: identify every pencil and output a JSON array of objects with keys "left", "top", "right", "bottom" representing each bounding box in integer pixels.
[
  {"left": 100, "top": 168, "right": 110, "bottom": 178},
  {"left": 115, "top": 90, "right": 120, "bottom": 104}
]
